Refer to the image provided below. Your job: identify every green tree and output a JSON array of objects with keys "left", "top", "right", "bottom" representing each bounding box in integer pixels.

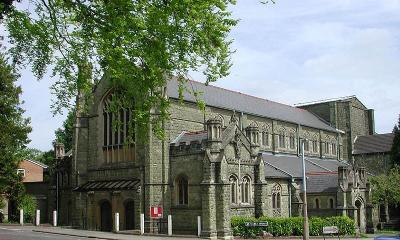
[
  {"left": 35, "top": 150, "right": 55, "bottom": 167},
  {"left": 0, "top": 52, "right": 31, "bottom": 209},
  {"left": 370, "top": 167, "right": 400, "bottom": 218},
  {"left": 55, "top": 109, "right": 75, "bottom": 153},
  {"left": 0, "top": 0, "right": 17, "bottom": 19},
  {"left": 17, "top": 147, "right": 43, "bottom": 160},
  {"left": 5, "top": 0, "right": 238, "bottom": 139},
  {"left": 391, "top": 115, "right": 400, "bottom": 166}
]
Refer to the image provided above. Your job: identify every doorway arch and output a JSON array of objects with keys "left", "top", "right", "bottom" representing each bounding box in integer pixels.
[
  {"left": 100, "top": 200, "right": 112, "bottom": 232},
  {"left": 355, "top": 199, "right": 362, "bottom": 229},
  {"left": 124, "top": 200, "right": 135, "bottom": 230}
]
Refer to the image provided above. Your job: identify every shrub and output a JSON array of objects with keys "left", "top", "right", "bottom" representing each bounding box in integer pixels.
[
  {"left": 231, "top": 216, "right": 355, "bottom": 238},
  {"left": 18, "top": 195, "right": 37, "bottom": 223}
]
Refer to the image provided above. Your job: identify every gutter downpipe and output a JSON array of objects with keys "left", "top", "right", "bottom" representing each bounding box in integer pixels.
[
  {"left": 289, "top": 178, "right": 292, "bottom": 217},
  {"left": 301, "top": 140, "right": 309, "bottom": 240}
]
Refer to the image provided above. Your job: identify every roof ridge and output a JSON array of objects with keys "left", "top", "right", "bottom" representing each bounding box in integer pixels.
[
  {"left": 25, "top": 159, "right": 48, "bottom": 168},
  {"left": 294, "top": 95, "right": 356, "bottom": 107}
]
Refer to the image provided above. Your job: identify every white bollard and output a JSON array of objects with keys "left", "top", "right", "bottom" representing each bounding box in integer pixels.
[
  {"left": 168, "top": 215, "right": 172, "bottom": 236},
  {"left": 53, "top": 210, "right": 57, "bottom": 227},
  {"left": 114, "top": 213, "right": 119, "bottom": 232},
  {"left": 35, "top": 210, "right": 40, "bottom": 226},
  {"left": 197, "top": 216, "right": 201, "bottom": 237},
  {"left": 19, "top": 209, "right": 24, "bottom": 226},
  {"left": 140, "top": 213, "right": 144, "bottom": 235}
]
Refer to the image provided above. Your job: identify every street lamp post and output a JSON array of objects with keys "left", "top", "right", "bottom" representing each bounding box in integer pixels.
[{"left": 301, "top": 139, "right": 309, "bottom": 240}]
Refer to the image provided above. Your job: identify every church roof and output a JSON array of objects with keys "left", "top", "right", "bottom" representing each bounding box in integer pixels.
[
  {"left": 307, "top": 174, "right": 338, "bottom": 193},
  {"left": 166, "top": 79, "right": 339, "bottom": 133},
  {"left": 262, "top": 153, "right": 349, "bottom": 193},
  {"left": 353, "top": 133, "right": 394, "bottom": 154}
]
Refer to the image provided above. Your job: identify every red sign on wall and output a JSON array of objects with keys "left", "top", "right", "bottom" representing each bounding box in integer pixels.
[{"left": 150, "top": 206, "right": 163, "bottom": 219}]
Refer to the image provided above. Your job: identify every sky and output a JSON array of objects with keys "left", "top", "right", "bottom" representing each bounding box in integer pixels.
[{"left": 6, "top": 0, "right": 400, "bottom": 151}]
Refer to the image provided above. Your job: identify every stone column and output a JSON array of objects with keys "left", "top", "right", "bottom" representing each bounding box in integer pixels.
[
  {"left": 365, "top": 203, "right": 375, "bottom": 233},
  {"left": 290, "top": 182, "right": 303, "bottom": 217},
  {"left": 87, "top": 191, "right": 94, "bottom": 230},
  {"left": 215, "top": 159, "right": 232, "bottom": 240},
  {"left": 254, "top": 157, "right": 268, "bottom": 217},
  {"left": 201, "top": 183, "right": 217, "bottom": 239},
  {"left": 111, "top": 191, "right": 121, "bottom": 228}
]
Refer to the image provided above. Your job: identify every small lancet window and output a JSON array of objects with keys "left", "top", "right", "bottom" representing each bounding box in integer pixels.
[
  {"left": 230, "top": 175, "right": 238, "bottom": 204},
  {"left": 176, "top": 176, "right": 189, "bottom": 206},
  {"left": 241, "top": 176, "right": 252, "bottom": 204}
]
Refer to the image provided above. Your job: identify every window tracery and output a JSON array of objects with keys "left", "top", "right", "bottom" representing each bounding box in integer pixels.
[{"left": 102, "top": 94, "right": 134, "bottom": 164}]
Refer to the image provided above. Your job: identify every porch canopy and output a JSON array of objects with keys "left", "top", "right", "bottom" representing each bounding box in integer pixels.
[{"left": 74, "top": 179, "right": 141, "bottom": 192}]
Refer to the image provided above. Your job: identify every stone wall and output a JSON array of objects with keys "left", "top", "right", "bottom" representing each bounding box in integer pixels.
[{"left": 354, "top": 153, "right": 391, "bottom": 175}]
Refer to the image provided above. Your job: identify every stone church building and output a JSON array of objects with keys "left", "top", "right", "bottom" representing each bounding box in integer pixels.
[{"left": 54, "top": 78, "right": 377, "bottom": 238}]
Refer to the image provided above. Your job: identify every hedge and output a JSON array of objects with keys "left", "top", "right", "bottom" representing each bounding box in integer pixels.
[
  {"left": 231, "top": 216, "right": 355, "bottom": 238},
  {"left": 18, "top": 195, "right": 37, "bottom": 223}
]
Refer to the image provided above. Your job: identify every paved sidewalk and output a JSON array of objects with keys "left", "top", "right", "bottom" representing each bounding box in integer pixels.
[
  {"left": 1, "top": 224, "right": 394, "bottom": 240},
  {"left": 32, "top": 226, "right": 199, "bottom": 240},
  {"left": 0, "top": 224, "right": 199, "bottom": 240}
]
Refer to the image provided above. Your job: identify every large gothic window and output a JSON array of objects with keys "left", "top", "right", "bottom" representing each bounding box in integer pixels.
[
  {"left": 241, "top": 176, "right": 251, "bottom": 204},
  {"left": 230, "top": 175, "right": 238, "bottom": 204},
  {"left": 102, "top": 94, "right": 135, "bottom": 164},
  {"left": 176, "top": 176, "right": 188, "bottom": 205}
]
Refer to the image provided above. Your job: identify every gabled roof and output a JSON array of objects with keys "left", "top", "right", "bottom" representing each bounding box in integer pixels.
[
  {"left": 25, "top": 159, "right": 48, "bottom": 169},
  {"left": 353, "top": 133, "right": 394, "bottom": 155},
  {"left": 166, "top": 79, "right": 339, "bottom": 133}
]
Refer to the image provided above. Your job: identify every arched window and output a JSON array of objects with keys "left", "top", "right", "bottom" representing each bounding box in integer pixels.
[
  {"left": 176, "top": 176, "right": 188, "bottom": 205},
  {"left": 230, "top": 175, "right": 238, "bottom": 204},
  {"left": 289, "top": 135, "right": 296, "bottom": 149},
  {"left": 241, "top": 176, "right": 251, "bottom": 204},
  {"left": 272, "top": 184, "right": 282, "bottom": 209},
  {"left": 102, "top": 94, "right": 134, "bottom": 164},
  {"left": 329, "top": 198, "right": 334, "bottom": 209},
  {"left": 315, "top": 198, "right": 320, "bottom": 209},
  {"left": 261, "top": 131, "right": 269, "bottom": 146},
  {"left": 278, "top": 134, "right": 286, "bottom": 148}
]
